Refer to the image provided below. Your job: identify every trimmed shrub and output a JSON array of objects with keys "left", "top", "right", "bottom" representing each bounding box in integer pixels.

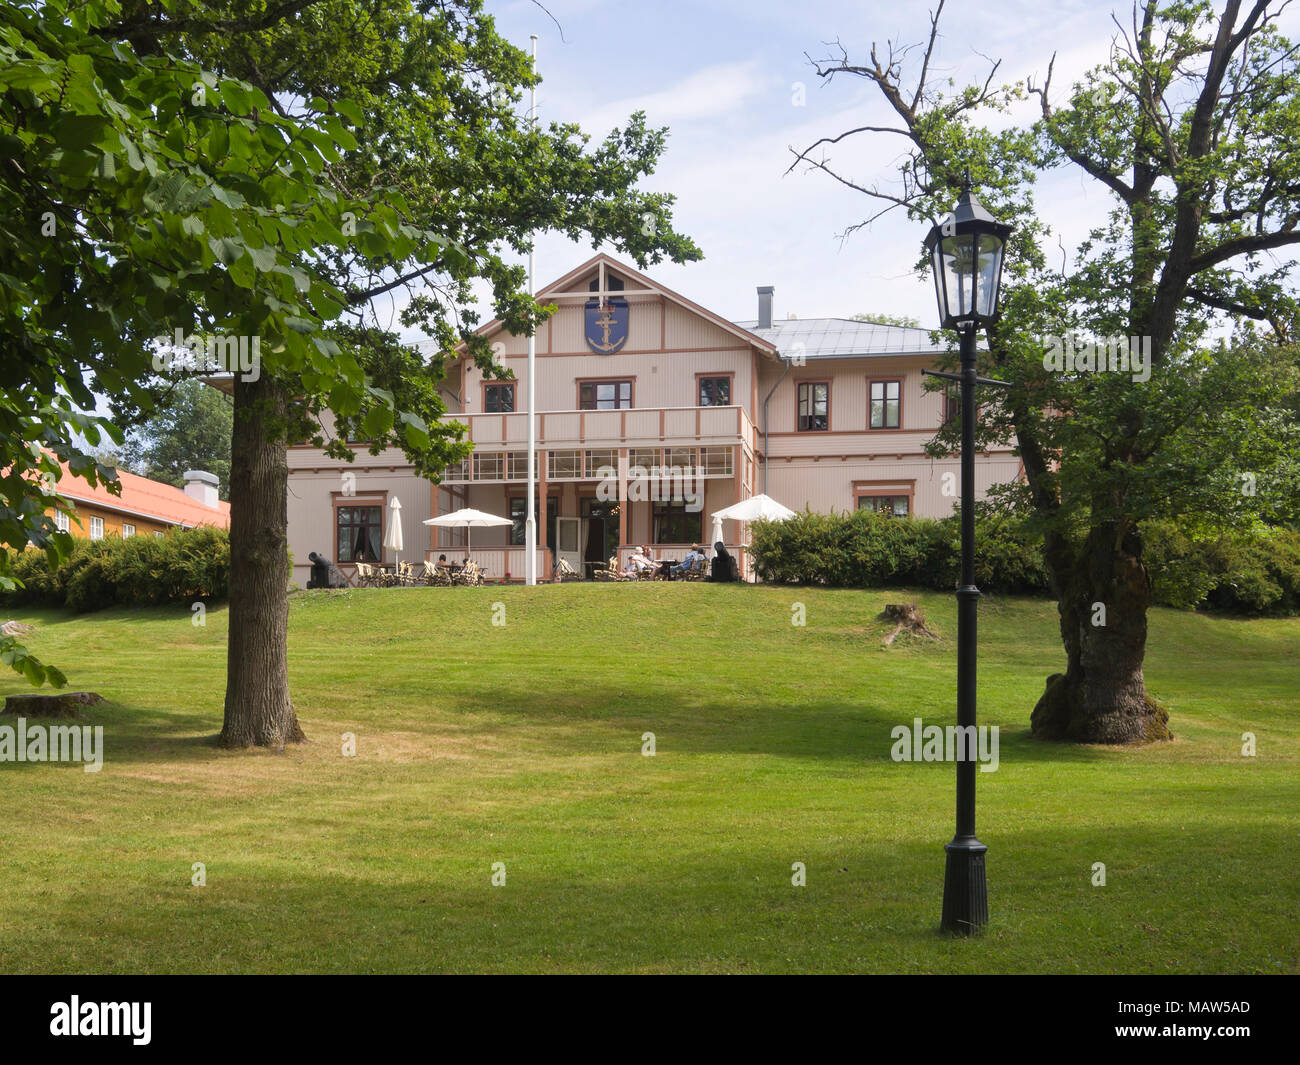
[
  {"left": 1145, "top": 521, "right": 1300, "bottom": 616},
  {"left": 1, "top": 526, "right": 230, "bottom": 613},
  {"left": 748, "top": 509, "right": 1048, "bottom": 595},
  {"left": 750, "top": 509, "right": 1299, "bottom": 615}
]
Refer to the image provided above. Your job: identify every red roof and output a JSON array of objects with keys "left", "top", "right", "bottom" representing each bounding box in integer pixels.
[{"left": 50, "top": 458, "right": 231, "bottom": 530}]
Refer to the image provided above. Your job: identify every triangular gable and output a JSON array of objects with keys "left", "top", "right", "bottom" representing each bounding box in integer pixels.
[{"left": 456, "top": 252, "right": 779, "bottom": 358}]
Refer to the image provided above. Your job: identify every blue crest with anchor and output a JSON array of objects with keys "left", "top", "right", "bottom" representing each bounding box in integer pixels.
[{"left": 584, "top": 298, "right": 629, "bottom": 354}]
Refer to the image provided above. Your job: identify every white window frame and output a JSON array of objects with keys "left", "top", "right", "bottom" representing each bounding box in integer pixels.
[{"left": 89, "top": 516, "right": 104, "bottom": 540}]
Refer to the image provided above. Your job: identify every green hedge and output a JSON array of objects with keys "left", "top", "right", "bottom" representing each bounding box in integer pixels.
[
  {"left": 2, "top": 526, "right": 230, "bottom": 613},
  {"left": 748, "top": 509, "right": 1048, "bottom": 594},
  {"left": 748, "top": 509, "right": 1300, "bottom": 615},
  {"left": 1144, "top": 521, "right": 1300, "bottom": 615}
]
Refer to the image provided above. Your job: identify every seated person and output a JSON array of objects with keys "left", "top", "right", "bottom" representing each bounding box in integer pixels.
[
  {"left": 671, "top": 545, "right": 706, "bottom": 577},
  {"left": 708, "top": 541, "right": 736, "bottom": 582},
  {"left": 436, "top": 554, "right": 449, "bottom": 567},
  {"left": 630, "top": 546, "right": 655, "bottom": 573},
  {"left": 622, "top": 554, "right": 640, "bottom": 577}
]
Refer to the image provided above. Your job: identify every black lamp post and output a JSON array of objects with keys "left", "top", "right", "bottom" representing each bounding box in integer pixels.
[{"left": 922, "top": 176, "right": 1013, "bottom": 935}]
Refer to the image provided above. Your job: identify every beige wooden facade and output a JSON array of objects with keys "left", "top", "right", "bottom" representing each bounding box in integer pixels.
[{"left": 284, "top": 253, "right": 1021, "bottom": 585}]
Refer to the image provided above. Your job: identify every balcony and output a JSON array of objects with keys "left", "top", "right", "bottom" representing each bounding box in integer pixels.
[
  {"left": 442, "top": 404, "right": 754, "bottom": 451},
  {"left": 439, "top": 405, "right": 755, "bottom": 483}
]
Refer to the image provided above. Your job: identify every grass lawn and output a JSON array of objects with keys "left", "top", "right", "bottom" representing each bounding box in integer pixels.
[{"left": 0, "top": 583, "right": 1295, "bottom": 974}]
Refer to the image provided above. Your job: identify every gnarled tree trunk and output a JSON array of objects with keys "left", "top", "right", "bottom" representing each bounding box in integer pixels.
[
  {"left": 1031, "top": 520, "right": 1171, "bottom": 743},
  {"left": 219, "top": 372, "right": 304, "bottom": 748}
]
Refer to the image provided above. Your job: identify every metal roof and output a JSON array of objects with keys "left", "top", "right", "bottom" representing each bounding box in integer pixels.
[{"left": 731, "top": 317, "right": 967, "bottom": 360}]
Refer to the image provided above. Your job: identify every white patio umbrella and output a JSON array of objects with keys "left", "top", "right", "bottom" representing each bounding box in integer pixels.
[
  {"left": 383, "top": 496, "right": 404, "bottom": 566},
  {"left": 711, "top": 493, "right": 797, "bottom": 526},
  {"left": 711, "top": 494, "right": 797, "bottom": 580},
  {"left": 422, "top": 507, "right": 512, "bottom": 553}
]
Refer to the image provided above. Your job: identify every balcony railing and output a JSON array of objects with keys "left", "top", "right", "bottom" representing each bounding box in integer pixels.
[{"left": 441, "top": 404, "right": 754, "bottom": 453}]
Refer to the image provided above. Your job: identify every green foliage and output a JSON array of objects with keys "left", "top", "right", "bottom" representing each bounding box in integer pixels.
[
  {"left": 2, "top": 527, "right": 231, "bottom": 614},
  {"left": 1145, "top": 521, "right": 1300, "bottom": 616},
  {"left": 850, "top": 311, "right": 922, "bottom": 328},
  {"left": 750, "top": 510, "right": 1300, "bottom": 615},
  {"left": 117, "top": 378, "right": 233, "bottom": 497},
  {"left": 0, "top": 0, "right": 457, "bottom": 682},
  {"left": 747, "top": 510, "right": 1048, "bottom": 595}
]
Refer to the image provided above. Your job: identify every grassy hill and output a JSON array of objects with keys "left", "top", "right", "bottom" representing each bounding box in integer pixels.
[{"left": 0, "top": 583, "right": 1295, "bottom": 973}]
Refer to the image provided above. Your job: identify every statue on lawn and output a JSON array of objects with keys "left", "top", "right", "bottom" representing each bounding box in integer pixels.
[{"left": 307, "top": 551, "right": 349, "bottom": 589}]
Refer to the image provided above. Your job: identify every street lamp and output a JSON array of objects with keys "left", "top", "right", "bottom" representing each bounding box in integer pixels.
[{"left": 922, "top": 175, "right": 1013, "bottom": 935}]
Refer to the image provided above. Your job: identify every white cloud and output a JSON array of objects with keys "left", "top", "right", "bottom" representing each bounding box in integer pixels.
[{"left": 577, "top": 60, "right": 770, "bottom": 136}]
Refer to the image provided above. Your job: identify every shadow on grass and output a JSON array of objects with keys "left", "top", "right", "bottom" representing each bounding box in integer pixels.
[{"left": 35, "top": 678, "right": 1125, "bottom": 771}]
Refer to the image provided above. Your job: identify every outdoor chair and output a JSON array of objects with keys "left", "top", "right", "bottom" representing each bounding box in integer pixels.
[
  {"left": 423, "top": 560, "right": 453, "bottom": 587},
  {"left": 553, "top": 557, "right": 579, "bottom": 583},
  {"left": 454, "top": 561, "right": 485, "bottom": 586},
  {"left": 683, "top": 555, "right": 709, "bottom": 581},
  {"left": 355, "top": 562, "right": 372, "bottom": 587},
  {"left": 592, "top": 554, "right": 621, "bottom": 581}
]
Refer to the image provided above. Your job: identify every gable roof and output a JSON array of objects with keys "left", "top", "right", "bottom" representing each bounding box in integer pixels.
[
  {"left": 49, "top": 458, "right": 231, "bottom": 529},
  {"left": 459, "top": 252, "right": 780, "bottom": 357}
]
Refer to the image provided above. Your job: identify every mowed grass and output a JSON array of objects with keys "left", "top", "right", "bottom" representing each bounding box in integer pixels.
[{"left": 0, "top": 583, "right": 1296, "bottom": 974}]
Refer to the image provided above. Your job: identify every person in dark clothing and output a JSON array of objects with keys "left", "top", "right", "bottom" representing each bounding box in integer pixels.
[{"left": 709, "top": 541, "right": 736, "bottom": 582}]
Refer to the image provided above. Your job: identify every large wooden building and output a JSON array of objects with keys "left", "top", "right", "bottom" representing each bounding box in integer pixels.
[{"left": 284, "top": 253, "right": 1021, "bottom": 584}]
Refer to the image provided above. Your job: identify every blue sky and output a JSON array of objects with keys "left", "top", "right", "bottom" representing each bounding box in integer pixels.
[{"left": 390, "top": 0, "right": 1298, "bottom": 336}]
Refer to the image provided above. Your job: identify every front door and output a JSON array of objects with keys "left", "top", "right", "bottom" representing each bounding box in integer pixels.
[
  {"left": 581, "top": 499, "right": 620, "bottom": 578},
  {"left": 556, "top": 517, "right": 583, "bottom": 578}
]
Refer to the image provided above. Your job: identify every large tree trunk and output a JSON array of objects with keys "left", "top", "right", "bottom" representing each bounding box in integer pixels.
[
  {"left": 1031, "top": 521, "right": 1172, "bottom": 744},
  {"left": 219, "top": 372, "right": 304, "bottom": 748}
]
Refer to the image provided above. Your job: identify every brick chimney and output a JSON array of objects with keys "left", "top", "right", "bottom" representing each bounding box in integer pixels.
[{"left": 182, "top": 470, "right": 220, "bottom": 509}]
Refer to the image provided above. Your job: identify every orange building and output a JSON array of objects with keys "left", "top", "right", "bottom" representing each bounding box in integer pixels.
[{"left": 45, "top": 461, "right": 230, "bottom": 540}]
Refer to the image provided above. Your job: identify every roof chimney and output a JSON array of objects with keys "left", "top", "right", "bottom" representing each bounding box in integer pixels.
[
  {"left": 757, "top": 285, "right": 774, "bottom": 330},
  {"left": 183, "top": 470, "right": 220, "bottom": 509}
]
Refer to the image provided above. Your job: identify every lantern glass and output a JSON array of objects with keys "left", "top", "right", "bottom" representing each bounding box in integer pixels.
[
  {"left": 936, "top": 233, "right": 978, "bottom": 321},
  {"left": 974, "top": 233, "right": 1005, "bottom": 318},
  {"left": 924, "top": 183, "right": 1012, "bottom": 328}
]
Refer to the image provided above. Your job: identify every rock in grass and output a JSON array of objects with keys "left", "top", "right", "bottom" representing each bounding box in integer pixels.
[{"left": 2, "top": 692, "right": 104, "bottom": 718}]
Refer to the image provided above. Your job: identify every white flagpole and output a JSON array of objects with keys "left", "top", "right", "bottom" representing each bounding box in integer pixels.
[{"left": 525, "top": 32, "right": 539, "bottom": 587}]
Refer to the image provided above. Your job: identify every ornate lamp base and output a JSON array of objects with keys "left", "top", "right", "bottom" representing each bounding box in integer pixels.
[{"left": 941, "top": 836, "right": 988, "bottom": 935}]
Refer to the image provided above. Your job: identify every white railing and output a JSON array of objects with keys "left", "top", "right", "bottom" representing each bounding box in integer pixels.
[
  {"left": 424, "top": 547, "right": 550, "bottom": 582},
  {"left": 442, "top": 405, "right": 755, "bottom": 453}
]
